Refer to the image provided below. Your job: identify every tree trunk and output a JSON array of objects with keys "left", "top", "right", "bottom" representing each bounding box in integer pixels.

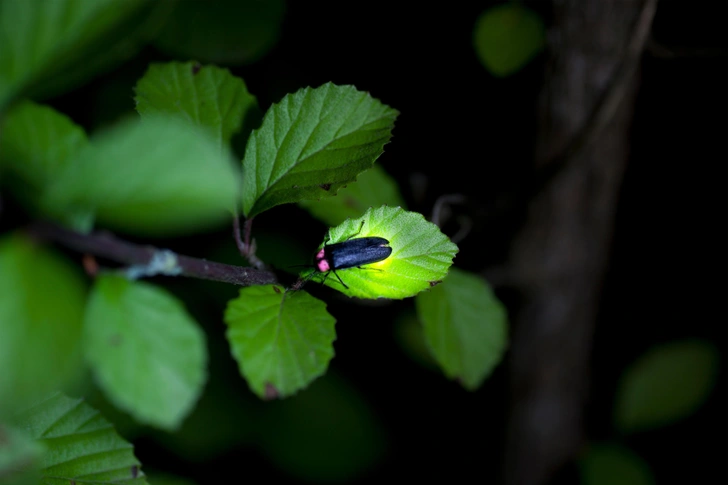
[{"left": 504, "top": 1, "right": 657, "bottom": 484}]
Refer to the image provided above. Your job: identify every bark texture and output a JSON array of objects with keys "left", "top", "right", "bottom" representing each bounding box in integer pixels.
[{"left": 504, "top": 1, "right": 658, "bottom": 484}]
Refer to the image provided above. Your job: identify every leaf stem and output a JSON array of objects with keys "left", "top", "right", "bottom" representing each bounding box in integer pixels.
[
  {"left": 232, "top": 215, "right": 265, "bottom": 269},
  {"left": 28, "top": 221, "right": 277, "bottom": 287}
]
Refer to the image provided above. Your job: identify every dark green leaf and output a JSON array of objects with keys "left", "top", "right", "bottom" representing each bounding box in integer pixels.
[
  {"left": 0, "top": 233, "right": 86, "bottom": 416},
  {"left": 299, "top": 164, "right": 406, "bottom": 226},
  {"left": 259, "top": 373, "right": 386, "bottom": 482},
  {"left": 580, "top": 443, "right": 654, "bottom": 485},
  {"left": 134, "top": 61, "right": 258, "bottom": 150},
  {"left": 0, "top": 101, "right": 91, "bottom": 226},
  {"left": 614, "top": 339, "right": 719, "bottom": 433},
  {"left": 393, "top": 310, "right": 438, "bottom": 371},
  {"left": 303, "top": 206, "right": 458, "bottom": 299},
  {"left": 415, "top": 268, "right": 508, "bottom": 390},
  {"left": 224, "top": 285, "right": 336, "bottom": 399},
  {"left": 13, "top": 392, "right": 148, "bottom": 484},
  {"left": 0, "top": 0, "right": 161, "bottom": 108},
  {"left": 46, "top": 115, "right": 241, "bottom": 236},
  {"left": 152, "top": 0, "right": 285, "bottom": 65},
  {"left": 84, "top": 275, "right": 207, "bottom": 431},
  {"left": 473, "top": 3, "right": 546, "bottom": 77},
  {"left": 241, "top": 83, "right": 398, "bottom": 217}
]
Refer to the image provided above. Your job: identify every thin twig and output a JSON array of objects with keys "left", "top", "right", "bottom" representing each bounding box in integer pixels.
[
  {"left": 29, "top": 221, "right": 277, "bottom": 287},
  {"left": 430, "top": 193, "right": 466, "bottom": 227}
]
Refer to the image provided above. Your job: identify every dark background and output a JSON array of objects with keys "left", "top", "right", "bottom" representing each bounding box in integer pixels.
[{"left": 23, "top": 0, "right": 727, "bottom": 483}]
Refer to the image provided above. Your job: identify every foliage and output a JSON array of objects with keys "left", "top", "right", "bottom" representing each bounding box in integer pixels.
[{"left": 0, "top": 2, "right": 711, "bottom": 483}]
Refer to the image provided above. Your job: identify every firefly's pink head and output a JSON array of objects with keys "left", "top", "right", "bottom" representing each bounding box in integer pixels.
[{"left": 315, "top": 249, "right": 330, "bottom": 272}]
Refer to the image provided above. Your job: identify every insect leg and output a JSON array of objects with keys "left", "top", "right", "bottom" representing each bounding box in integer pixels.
[
  {"left": 331, "top": 269, "right": 349, "bottom": 289},
  {"left": 343, "top": 220, "right": 366, "bottom": 241}
]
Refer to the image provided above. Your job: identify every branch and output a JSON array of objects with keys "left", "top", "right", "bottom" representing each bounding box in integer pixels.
[
  {"left": 29, "top": 221, "right": 278, "bottom": 287},
  {"left": 477, "top": 0, "right": 659, "bottom": 228}
]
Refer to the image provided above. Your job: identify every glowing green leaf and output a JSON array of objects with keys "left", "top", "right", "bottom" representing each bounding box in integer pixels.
[
  {"left": 302, "top": 206, "right": 458, "bottom": 299},
  {"left": 299, "top": 164, "right": 406, "bottom": 226},
  {"left": 46, "top": 115, "right": 241, "bottom": 236},
  {"left": 614, "top": 340, "right": 719, "bottom": 433},
  {"left": 473, "top": 3, "right": 545, "bottom": 77},
  {"left": 134, "top": 61, "right": 258, "bottom": 150},
  {"left": 13, "top": 392, "right": 148, "bottom": 484},
  {"left": 224, "top": 285, "right": 336, "bottom": 399},
  {"left": 416, "top": 268, "right": 508, "bottom": 389},
  {"left": 84, "top": 275, "right": 207, "bottom": 431},
  {"left": 0, "top": 233, "right": 86, "bottom": 416},
  {"left": 241, "top": 83, "right": 398, "bottom": 217}
]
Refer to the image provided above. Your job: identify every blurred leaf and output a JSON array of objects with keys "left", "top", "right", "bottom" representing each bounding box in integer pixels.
[
  {"left": 85, "top": 385, "right": 145, "bottom": 442},
  {"left": 143, "top": 472, "right": 197, "bottom": 485},
  {"left": 46, "top": 115, "right": 241, "bottom": 237},
  {"left": 13, "top": 392, "right": 147, "bottom": 484},
  {"left": 0, "top": 233, "right": 86, "bottom": 416},
  {"left": 224, "top": 285, "right": 336, "bottom": 399},
  {"left": 415, "top": 268, "right": 508, "bottom": 390},
  {"left": 150, "top": 370, "right": 257, "bottom": 462},
  {"left": 84, "top": 275, "right": 207, "bottom": 431},
  {"left": 153, "top": 0, "right": 284, "bottom": 65},
  {"left": 0, "top": 423, "right": 43, "bottom": 485},
  {"left": 304, "top": 206, "right": 458, "bottom": 299},
  {"left": 0, "top": 0, "right": 164, "bottom": 109},
  {"left": 0, "top": 101, "right": 92, "bottom": 225},
  {"left": 134, "top": 61, "right": 258, "bottom": 150},
  {"left": 299, "top": 164, "right": 406, "bottom": 226},
  {"left": 393, "top": 310, "right": 438, "bottom": 371},
  {"left": 614, "top": 339, "right": 719, "bottom": 433},
  {"left": 580, "top": 443, "right": 654, "bottom": 485},
  {"left": 241, "top": 83, "right": 399, "bottom": 217},
  {"left": 259, "top": 373, "right": 387, "bottom": 482},
  {"left": 473, "top": 3, "right": 546, "bottom": 77}
]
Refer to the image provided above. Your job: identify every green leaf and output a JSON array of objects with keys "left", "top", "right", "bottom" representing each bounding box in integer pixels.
[
  {"left": 415, "top": 268, "right": 508, "bottom": 389},
  {"left": 0, "top": 0, "right": 159, "bottom": 109},
  {"left": 580, "top": 443, "right": 654, "bottom": 485},
  {"left": 614, "top": 339, "right": 719, "bottom": 433},
  {"left": 259, "top": 373, "right": 386, "bottom": 482},
  {"left": 13, "top": 392, "right": 148, "bottom": 484},
  {"left": 224, "top": 285, "right": 336, "bottom": 399},
  {"left": 134, "top": 61, "right": 258, "bottom": 150},
  {"left": 241, "top": 83, "right": 399, "bottom": 217},
  {"left": 0, "top": 101, "right": 92, "bottom": 225},
  {"left": 152, "top": 0, "right": 285, "bottom": 65},
  {"left": 303, "top": 206, "right": 458, "bottom": 299},
  {"left": 84, "top": 275, "right": 207, "bottom": 431},
  {"left": 299, "top": 164, "right": 406, "bottom": 226},
  {"left": 46, "top": 115, "right": 241, "bottom": 236},
  {"left": 0, "top": 423, "right": 44, "bottom": 485},
  {"left": 0, "top": 233, "right": 87, "bottom": 416},
  {"left": 473, "top": 3, "right": 546, "bottom": 77}
]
